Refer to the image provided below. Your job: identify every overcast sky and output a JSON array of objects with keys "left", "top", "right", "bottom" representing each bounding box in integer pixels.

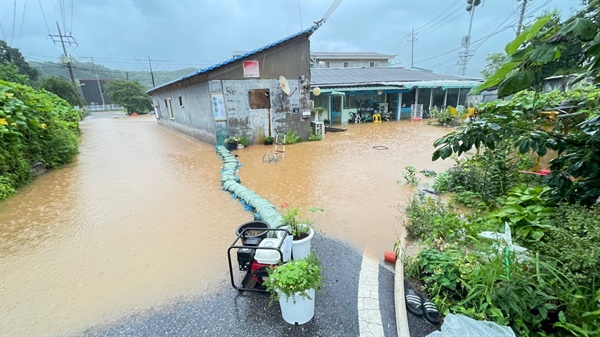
[{"left": 1, "top": 0, "right": 583, "bottom": 79}]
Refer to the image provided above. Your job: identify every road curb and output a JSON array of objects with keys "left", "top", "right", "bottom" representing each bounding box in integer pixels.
[{"left": 394, "top": 238, "right": 411, "bottom": 337}]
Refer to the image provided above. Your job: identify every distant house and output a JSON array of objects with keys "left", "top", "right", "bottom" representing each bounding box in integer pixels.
[
  {"left": 147, "top": 25, "right": 320, "bottom": 145},
  {"left": 310, "top": 67, "right": 482, "bottom": 124},
  {"left": 310, "top": 52, "right": 395, "bottom": 69}
]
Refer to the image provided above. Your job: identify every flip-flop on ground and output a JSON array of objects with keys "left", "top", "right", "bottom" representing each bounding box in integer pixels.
[
  {"left": 421, "top": 296, "right": 441, "bottom": 325},
  {"left": 405, "top": 288, "right": 423, "bottom": 317}
]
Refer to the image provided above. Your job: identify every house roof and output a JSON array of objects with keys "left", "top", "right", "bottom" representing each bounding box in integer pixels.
[
  {"left": 148, "top": 24, "right": 320, "bottom": 94},
  {"left": 311, "top": 67, "right": 481, "bottom": 87},
  {"left": 311, "top": 52, "right": 395, "bottom": 60}
]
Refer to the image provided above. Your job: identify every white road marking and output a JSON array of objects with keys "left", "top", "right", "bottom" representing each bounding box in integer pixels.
[{"left": 358, "top": 254, "right": 385, "bottom": 337}]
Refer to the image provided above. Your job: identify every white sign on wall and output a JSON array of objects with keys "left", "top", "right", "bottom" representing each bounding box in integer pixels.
[{"left": 211, "top": 93, "right": 226, "bottom": 120}]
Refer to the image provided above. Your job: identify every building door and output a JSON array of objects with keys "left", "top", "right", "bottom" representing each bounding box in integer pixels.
[{"left": 331, "top": 96, "right": 342, "bottom": 124}]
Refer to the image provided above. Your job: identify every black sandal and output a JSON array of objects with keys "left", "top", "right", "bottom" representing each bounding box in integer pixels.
[
  {"left": 422, "top": 297, "right": 441, "bottom": 325},
  {"left": 405, "top": 288, "right": 423, "bottom": 317}
]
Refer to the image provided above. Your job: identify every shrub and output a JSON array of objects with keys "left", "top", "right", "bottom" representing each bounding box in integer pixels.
[
  {"left": 285, "top": 130, "right": 301, "bottom": 144},
  {"left": 0, "top": 80, "right": 80, "bottom": 200}
]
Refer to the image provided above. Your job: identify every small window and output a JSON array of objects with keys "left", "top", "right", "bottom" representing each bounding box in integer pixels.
[
  {"left": 320, "top": 61, "right": 330, "bottom": 68},
  {"left": 165, "top": 98, "right": 174, "bottom": 120},
  {"left": 178, "top": 95, "right": 184, "bottom": 108},
  {"left": 369, "top": 61, "right": 380, "bottom": 68},
  {"left": 343, "top": 61, "right": 353, "bottom": 68}
]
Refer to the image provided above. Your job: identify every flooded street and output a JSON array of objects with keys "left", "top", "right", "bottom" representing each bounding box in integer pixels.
[{"left": 0, "top": 114, "right": 452, "bottom": 336}]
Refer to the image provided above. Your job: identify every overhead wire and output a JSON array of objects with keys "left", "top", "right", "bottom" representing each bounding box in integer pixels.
[
  {"left": 38, "top": 0, "right": 51, "bottom": 34},
  {"left": 11, "top": 0, "right": 16, "bottom": 44},
  {"left": 297, "top": 0, "right": 303, "bottom": 30},
  {"left": 16, "top": 0, "right": 27, "bottom": 47},
  {"left": 69, "top": 0, "right": 73, "bottom": 32}
]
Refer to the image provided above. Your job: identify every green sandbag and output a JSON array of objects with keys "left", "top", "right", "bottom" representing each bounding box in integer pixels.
[
  {"left": 227, "top": 182, "right": 239, "bottom": 192},
  {"left": 232, "top": 184, "right": 247, "bottom": 195},
  {"left": 223, "top": 180, "right": 237, "bottom": 190}
]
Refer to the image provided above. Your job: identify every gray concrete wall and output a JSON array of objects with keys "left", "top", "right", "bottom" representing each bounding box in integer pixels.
[
  {"left": 151, "top": 81, "right": 216, "bottom": 144},
  {"left": 221, "top": 79, "right": 311, "bottom": 144}
]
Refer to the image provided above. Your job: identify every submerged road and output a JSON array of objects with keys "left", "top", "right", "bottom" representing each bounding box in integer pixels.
[{"left": 1, "top": 112, "right": 447, "bottom": 336}]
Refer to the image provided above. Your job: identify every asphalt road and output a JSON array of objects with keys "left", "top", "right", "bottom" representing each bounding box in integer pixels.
[{"left": 80, "top": 235, "right": 439, "bottom": 337}]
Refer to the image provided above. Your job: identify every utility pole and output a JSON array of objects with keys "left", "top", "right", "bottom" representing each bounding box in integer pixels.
[
  {"left": 49, "top": 22, "right": 77, "bottom": 85},
  {"left": 516, "top": 0, "right": 529, "bottom": 36},
  {"left": 148, "top": 56, "right": 155, "bottom": 87},
  {"left": 90, "top": 57, "right": 106, "bottom": 109},
  {"left": 407, "top": 27, "right": 418, "bottom": 68},
  {"left": 459, "top": 3, "right": 477, "bottom": 76}
]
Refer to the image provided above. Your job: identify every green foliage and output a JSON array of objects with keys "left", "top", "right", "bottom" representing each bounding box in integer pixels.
[
  {"left": 224, "top": 136, "right": 238, "bottom": 144},
  {"left": 263, "top": 252, "right": 323, "bottom": 304},
  {"left": 433, "top": 86, "right": 600, "bottom": 205},
  {"left": 308, "top": 130, "right": 322, "bottom": 141},
  {"left": 36, "top": 76, "right": 85, "bottom": 107},
  {"left": 492, "top": 184, "right": 555, "bottom": 244},
  {"left": 313, "top": 106, "right": 327, "bottom": 119},
  {"left": 0, "top": 63, "right": 30, "bottom": 85},
  {"left": 238, "top": 136, "right": 249, "bottom": 147},
  {"left": 0, "top": 80, "right": 80, "bottom": 200},
  {"left": 481, "top": 52, "right": 509, "bottom": 80},
  {"left": 402, "top": 166, "right": 418, "bottom": 186},
  {"left": 285, "top": 130, "right": 301, "bottom": 144},
  {"left": 104, "top": 80, "right": 152, "bottom": 114},
  {"left": 280, "top": 206, "right": 320, "bottom": 239},
  {"left": 0, "top": 40, "right": 39, "bottom": 81},
  {"left": 263, "top": 136, "right": 273, "bottom": 144}
]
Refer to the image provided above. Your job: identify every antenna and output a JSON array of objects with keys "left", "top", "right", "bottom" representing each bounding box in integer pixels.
[{"left": 279, "top": 76, "right": 297, "bottom": 97}]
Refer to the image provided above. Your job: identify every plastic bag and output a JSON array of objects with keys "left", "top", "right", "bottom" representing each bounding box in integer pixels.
[{"left": 426, "top": 314, "right": 515, "bottom": 337}]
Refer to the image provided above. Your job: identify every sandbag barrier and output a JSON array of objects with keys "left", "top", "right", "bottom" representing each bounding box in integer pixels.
[{"left": 215, "top": 146, "right": 283, "bottom": 230}]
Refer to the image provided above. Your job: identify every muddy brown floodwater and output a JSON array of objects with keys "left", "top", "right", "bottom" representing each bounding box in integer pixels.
[{"left": 0, "top": 113, "right": 452, "bottom": 336}]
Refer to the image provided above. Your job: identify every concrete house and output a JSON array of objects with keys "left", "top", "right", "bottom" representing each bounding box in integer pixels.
[
  {"left": 310, "top": 52, "right": 395, "bottom": 69},
  {"left": 147, "top": 25, "right": 319, "bottom": 145}
]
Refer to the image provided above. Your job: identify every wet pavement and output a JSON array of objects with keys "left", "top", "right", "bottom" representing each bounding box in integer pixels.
[{"left": 0, "top": 112, "right": 452, "bottom": 336}]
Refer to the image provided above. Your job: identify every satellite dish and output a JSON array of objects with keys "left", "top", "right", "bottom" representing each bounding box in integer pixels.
[{"left": 279, "top": 76, "right": 291, "bottom": 95}]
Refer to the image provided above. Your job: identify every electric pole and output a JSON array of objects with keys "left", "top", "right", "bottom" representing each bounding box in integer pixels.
[
  {"left": 407, "top": 27, "right": 418, "bottom": 68},
  {"left": 90, "top": 57, "right": 106, "bottom": 109},
  {"left": 49, "top": 22, "right": 77, "bottom": 85},
  {"left": 516, "top": 0, "right": 529, "bottom": 36},
  {"left": 148, "top": 56, "right": 155, "bottom": 88},
  {"left": 459, "top": 0, "right": 481, "bottom": 76}
]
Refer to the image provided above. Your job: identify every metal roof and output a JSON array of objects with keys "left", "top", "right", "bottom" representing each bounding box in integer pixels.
[
  {"left": 311, "top": 67, "right": 481, "bottom": 87},
  {"left": 148, "top": 24, "right": 319, "bottom": 94},
  {"left": 311, "top": 52, "right": 395, "bottom": 59},
  {"left": 319, "top": 86, "right": 408, "bottom": 93}
]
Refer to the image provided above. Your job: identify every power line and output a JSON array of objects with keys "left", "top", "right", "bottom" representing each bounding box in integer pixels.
[
  {"left": 297, "top": 0, "right": 303, "bottom": 30},
  {"left": 38, "top": 0, "right": 51, "bottom": 34},
  {"left": 69, "top": 0, "right": 74, "bottom": 32},
  {"left": 11, "top": 0, "right": 17, "bottom": 45},
  {"left": 16, "top": 0, "right": 27, "bottom": 47}
]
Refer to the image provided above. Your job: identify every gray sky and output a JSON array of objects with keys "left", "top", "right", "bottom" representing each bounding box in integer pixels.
[{"left": 1, "top": 0, "right": 583, "bottom": 79}]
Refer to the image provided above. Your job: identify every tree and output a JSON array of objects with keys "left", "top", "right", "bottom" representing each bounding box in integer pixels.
[
  {"left": 104, "top": 80, "right": 153, "bottom": 114},
  {"left": 36, "top": 76, "right": 84, "bottom": 106},
  {"left": 0, "top": 63, "right": 30, "bottom": 85},
  {"left": 481, "top": 52, "right": 508, "bottom": 79},
  {"left": 0, "top": 40, "right": 39, "bottom": 82}
]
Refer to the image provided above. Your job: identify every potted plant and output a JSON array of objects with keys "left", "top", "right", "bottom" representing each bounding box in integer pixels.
[
  {"left": 313, "top": 106, "right": 327, "bottom": 122},
  {"left": 224, "top": 136, "right": 238, "bottom": 150},
  {"left": 238, "top": 136, "right": 249, "bottom": 149},
  {"left": 264, "top": 252, "right": 323, "bottom": 325},
  {"left": 279, "top": 206, "right": 322, "bottom": 260},
  {"left": 264, "top": 136, "right": 273, "bottom": 145}
]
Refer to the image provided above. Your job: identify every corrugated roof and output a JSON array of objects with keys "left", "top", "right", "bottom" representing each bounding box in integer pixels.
[
  {"left": 319, "top": 86, "right": 407, "bottom": 93},
  {"left": 382, "top": 80, "right": 483, "bottom": 89},
  {"left": 311, "top": 52, "right": 394, "bottom": 59},
  {"left": 148, "top": 24, "right": 319, "bottom": 94},
  {"left": 312, "top": 67, "right": 481, "bottom": 87}
]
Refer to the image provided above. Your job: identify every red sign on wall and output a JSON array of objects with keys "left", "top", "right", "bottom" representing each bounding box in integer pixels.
[{"left": 243, "top": 60, "right": 260, "bottom": 78}]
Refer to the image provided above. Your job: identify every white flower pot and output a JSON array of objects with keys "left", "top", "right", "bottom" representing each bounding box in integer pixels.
[
  {"left": 278, "top": 288, "right": 315, "bottom": 325},
  {"left": 292, "top": 227, "right": 314, "bottom": 260},
  {"left": 237, "top": 143, "right": 245, "bottom": 149}
]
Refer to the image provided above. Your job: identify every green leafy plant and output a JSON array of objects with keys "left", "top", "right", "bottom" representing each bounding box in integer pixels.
[
  {"left": 263, "top": 136, "right": 273, "bottom": 145},
  {"left": 263, "top": 251, "right": 323, "bottom": 304},
  {"left": 402, "top": 166, "right": 419, "bottom": 186},
  {"left": 313, "top": 106, "right": 327, "bottom": 120},
  {"left": 285, "top": 130, "right": 301, "bottom": 144},
  {"left": 238, "top": 136, "right": 249, "bottom": 147},
  {"left": 280, "top": 206, "right": 323, "bottom": 240},
  {"left": 308, "top": 130, "right": 322, "bottom": 141}
]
